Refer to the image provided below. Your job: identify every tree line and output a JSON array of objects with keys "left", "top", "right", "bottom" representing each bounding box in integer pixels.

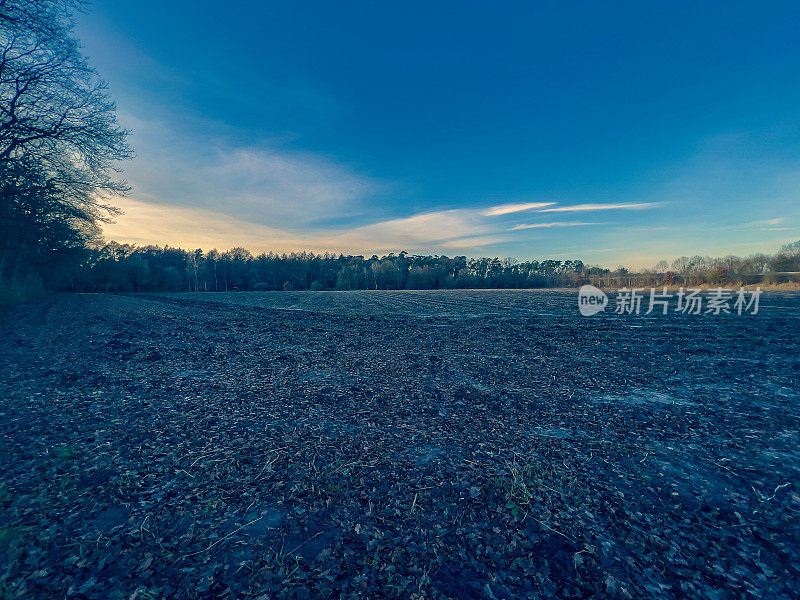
[
  {"left": 66, "top": 240, "right": 799, "bottom": 293},
  {"left": 627, "top": 243, "right": 800, "bottom": 287},
  {"left": 74, "top": 243, "right": 588, "bottom": 292}
]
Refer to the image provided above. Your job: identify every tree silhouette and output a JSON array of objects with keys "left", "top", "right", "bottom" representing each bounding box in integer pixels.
[{"left": 0, "top": 0, "right": 131, "bottom": 293}]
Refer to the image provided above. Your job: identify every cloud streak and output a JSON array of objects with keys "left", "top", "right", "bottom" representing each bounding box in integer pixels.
[
  {"left": 105, "top": 199, "right": 510, "bottom": 255},
  {"left": 104, "top": 189, "right": 668, "bottom": 257},
  {"left": 510, "top": 221, "right": 603, "bottom": 231},
  {"left": 748, "top": 217, "right": 784, "bottom": 226},
  {"left": 483, "top": 202, "right": 555, "bottom": 216},
  {"left": 539, "top": 202, "right": 663, "bottom": 212}
]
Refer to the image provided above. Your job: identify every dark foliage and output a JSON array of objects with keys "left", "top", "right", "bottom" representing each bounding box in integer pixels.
[
  {"left": 67, "top": 240, "right": 800, "bottom": 294},
  {"left": 71, "top": 244, "right": 588, "bottom": 292},
  {"left": 0, "top": 0, "right": 131, "bottom": 297}
]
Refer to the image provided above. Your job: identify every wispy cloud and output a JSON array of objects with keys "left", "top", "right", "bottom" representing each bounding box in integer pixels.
[
  {"left": 510, "top": 221, "right": 603, "bottom": 231},
  {"left": 204, "top": 147, "right": 379, "bottom": 225},
  {"left": 105, "top": 200, "right": 510, "bottom": 254},
  {"left": 748, "top": 217, "right": 784, "bottom": 227},
  {"left": 113, "top": 112, "right": 382, "bottom": 229},
  {"left": 323, "top": 209, "right": 499, "bottom": 252},
  {"left": 482, "top": 202, "right": 555, "bottom": 216},
  {"left": 700, "top": 217, "right": 795, "bottom": 233},
  {"left": 539, "top": 202, "right": 663, "bottom": 212},
  {"left": 104, "top": 197, "right": 306, "bottom": 251}
]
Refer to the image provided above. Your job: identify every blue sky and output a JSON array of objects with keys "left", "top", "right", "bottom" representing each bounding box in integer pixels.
[{"left": 77, "top": 1, "right": 799, "bottom": 266}]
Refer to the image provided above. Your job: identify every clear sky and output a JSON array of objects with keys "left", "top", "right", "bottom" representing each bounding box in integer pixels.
[{"left": 77, "top": 1, "right": 800, "bottom": 267}]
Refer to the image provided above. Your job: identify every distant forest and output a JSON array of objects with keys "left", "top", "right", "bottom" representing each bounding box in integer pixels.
[{"left": 60, "top": 240, "right": 800, "bottom": 293}]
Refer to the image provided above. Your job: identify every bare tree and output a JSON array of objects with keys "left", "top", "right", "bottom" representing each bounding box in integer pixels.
[{"left": 0, "top": 0, "right": 131, "bottom": 287}]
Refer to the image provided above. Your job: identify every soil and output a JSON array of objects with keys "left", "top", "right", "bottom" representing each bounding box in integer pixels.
[{"left": 1, "top": 290, "right": 798, "bottom": 599}]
